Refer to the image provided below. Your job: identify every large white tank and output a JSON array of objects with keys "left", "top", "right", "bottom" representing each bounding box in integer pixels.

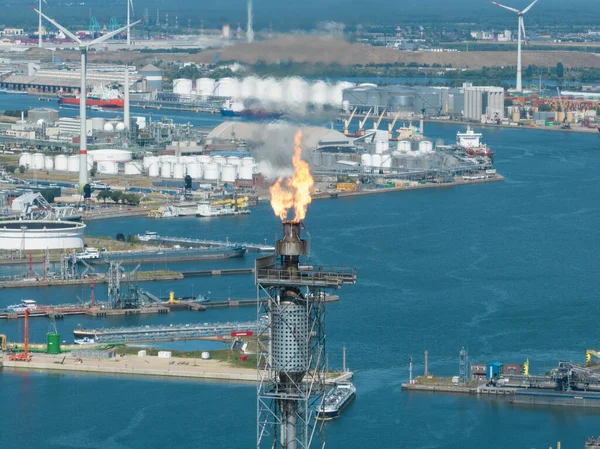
[
  {"left": 265, "top": 78, "right": 284, "bottom": 104},
  {"left": 196, "top": 78, "right": 216, "bottom": 97},
  {"left": 240, "top": 76, "right": 259, "bottom": 99},
  {"left": 160, "top": 161, "right": 172, "bottom": 178},
  {"left": 241, "top": 156, "right": 255, "bottom": 167},
  {"left": 172, "top": 163, "right": 185, "bottom": 179},
  {"left": 283, "top": 77, "right": 309, "bottom": 105},
  {"left": 203, "top": 163, "right": 219, "bottom": 181},
  {"left": 187, "top": 162, "right": 202, "bottom": 179},
  {"left": 89, "top": 149, "right": 132, "bottom": 162},
  {"left": 371, "top": 154, "right": 382, "bottom": 168},
  {"left": 214, "top": 77, "right": 240, "bottom": 98},
  {"left": 375, "top": 140, "right": 389, "bottom": 154},
  {"left": 44, "top": 156, "right": 54, "bottom": 171},
  {"left": 91, "top": 117, "right": 105, "bottom": 130},
  {"left": 226, "top": 156, "right": 241, "bottom": 167},
  {"left": 419, "top": 140, "right": 433, "bottom": 154},
  {"left": 115, "top": 122, "right": 125, "bottom": 131},
  {"left": 124, "top": 161, "right": 143, "bottom": 175},
  {"left": 32, "top": 153, "right": 45, "bottom": 170},
  {"left": 196, "top": 155, "right": 211, "bottom": 165},
  {"left": 143, "top": 156, "right": 158, "bottom": 170},
  {"left": 97, "top": 161, "right": 118, "bottom": 175},
  {"left": 18, "top": 153, "right": 32, "bottom": 168},
  {"left": 221, "top": 164, "right": 237, "bottom": 183},
  {"left": 148, "top": 162, "right": 160, "bottom": 177},
  {"left": 103, "top": 122, "right": 114, "bottom": 132},
  {"left": 398, "top": 141, "right": 411, "bottom": 152},
  {"left": 238, "top": 164, "right": 253, "bottom": 180},
  {"left": 212, "top": 155, "right": 226, "bottom": 166},
  {"left": 381, "top": 154, "right": 392, "bottom": 168},
  {"left": 54, "top": 154, "right": 68, "bottom": 171},
  {"left": 67, "top": 155, "right": 80, "bottom": 172},
  {"left": 310, "top": 80, "right": 330, "bottom": 105},
  {"left": 361, "top": 153, "right": 372, "bottom": 168},
  {"left": 330, "top": 81, "right": 355, "bottom": 106},
  {"left": 173, "top": 78, "right": 193, "bottom": 96}
]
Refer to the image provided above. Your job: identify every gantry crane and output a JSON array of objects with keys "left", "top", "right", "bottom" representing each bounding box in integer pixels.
[{"left": 343, "top": 107, "right": 357, "bottom": 135}]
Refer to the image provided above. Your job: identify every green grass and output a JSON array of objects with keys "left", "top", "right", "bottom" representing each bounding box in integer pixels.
[{"left": 117, "top": 346, "right": 258, "bottom": 369}]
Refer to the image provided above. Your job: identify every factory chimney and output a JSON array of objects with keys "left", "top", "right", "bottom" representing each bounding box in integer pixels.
[
  {"left": 124, "top": 66, "right": 130, "bottom": 131},
  {"left": 246, "top": 0, "right": 254, "bottom": 43}
]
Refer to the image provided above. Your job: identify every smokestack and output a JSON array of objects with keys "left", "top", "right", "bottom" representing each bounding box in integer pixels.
[
  {"left": 124, "top": 66, "right": 130, "bottom": 130},
  {"left": 79, "top": 50, "right": 88, "bottom": 189},
  {"left": 424, "top": 350, "right": 428, "bottom": 376},
  {"left": 247, "top": 0, "right": 254, "bottom": 43}
]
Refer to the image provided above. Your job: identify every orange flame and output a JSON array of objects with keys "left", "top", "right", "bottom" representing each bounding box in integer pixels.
[{"left": 269, "top": 130, "right": 314, "bottom": 221}]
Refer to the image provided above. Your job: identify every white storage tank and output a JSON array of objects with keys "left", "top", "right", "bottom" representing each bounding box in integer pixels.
[
  {"left": 103, "top": 123, "right": 114, "bottom": 132},
  {"left": 97, "top": 161, "right": 118, "bottom": 175},
  {"left": 67, "top": 155, "right": 79, "bottom": 172},
  {"left": 124, "top": 161, "right": 143, "bottom": 175},
  {"left": 419, "top": 140, "right": 433, "bottom": 154},
  {"left": 186, "top": 162, "right": 202, "bottom": 179},
  {"left": 226, "top": 156, "right": 241, "bottom": 166},
  {"left": 160, "top": 161, "right": 172, "bottom": 178},
  {"left": 196, "top": 155, "right": 211, "bottom": 165},
  {"left": 196, "top": 78, "right": 216, "bottom": 97},
  {"left": 18, "top": 152, "right": 32, "bottom": 168},
  {"left": 310, "top": 80, "right": 330, "bottom": 105},
  {"left": 283, "top": 77, "right": 309, "bottom": 105},
  {"left": 115, "top": 122, "right": 125, "bottom": 131},
  {"left": 148, "top": 162, "right": 160, "bottom": 177},
  {"left": 203, "top": 163, "right": 219, "bottom": 181},
  {"left": 143, "top": 156, "right": 158, "bottom": 170},
  {"left": 172, "top": 162, "right": 185, "bottom": 179},
  {"left": 91, "top": 117, "right": 105, "bottom": 131},
  {"left": 371, "top": 154, "right": 382, "bottom": 168},
  {"left": 173, "top": 78, "right": 193, "bottom": 96},
  {"left": 375, "top": 140, "right": 389, "bottom": 154},
  {"left": 212, "top": 155, "right": 226, "bottom": 166},
  {"left": 32, "top": 153, "right": 45, "bottom": 170},
  {"left": 241, "top": 156, "right": 254, "bottom": 167},
  {"left": 266, "top": 78, "right": 284, "bottom": 104},
  {"left": 398, "top": 141, "right": 411, "bottom": 152},
  {"left": 331, "top": 81, "right": 355, "bottom": 106},
  {"left": 54, "top": 154, "right": 68, "bottom": 171},
  {"left": 44, "top": 156, "right": 54, "bottom": 171},
  {"left": 240, "top": 76, "right": 259, "bottom": 99},
  {"left": 221, "top": 164, "right": 237, "bottom": 183},
  {"left": 381, "top": 154, "right": 392, "bottom": 168},
  {"left": 361, "top": 153, "right": 372, "bottom": 167},
  {"left": 238, "top": 164, "right": 253, "bottom": 181},
  {"left": 214, "top": 77, "right": 240, "bottom": 98}
]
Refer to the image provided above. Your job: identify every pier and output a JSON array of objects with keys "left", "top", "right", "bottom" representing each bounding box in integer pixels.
[{"left": 155, "top": 235, "right": 275, "bottom": 252}]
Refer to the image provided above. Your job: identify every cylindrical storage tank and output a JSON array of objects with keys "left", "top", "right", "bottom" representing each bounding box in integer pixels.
[
  {"left": 214, "top": 77, "right": 240, "bottom": 98},
  {"left": 18, "top": 152, "right": 32, "bottom": 168},
  {"left": 220, "top": 164, "right": 237, "bottom": 183},
  {"left": 240, "top": 76, "right": 259, "bottom": 99},
  {"left": 310, "top": 80, "right": 329, "bottom": 105},
  {"left": 226, "top": 156, "right": 241, "bottom": 166},
  {"left": 241, "top": 156, "right": 254, "bottom": 167},
  {"left": 54, "top": 154, "right": 68, "bottom": 171},
  {"left": 115, "top": 122, "right": 125, "bottom": 131},
  {"left": 97, "top": 161, "right": 118, "bottom": 175},
  {"left": 44, "top": 156, "right": 54, "bottom": 171},
  {"left": 196, "top": 78, "right": 216, "bottom": 97},
  {"left": 371, "top": 154, "right": 382, "bottom": 168},
  {"left": 143, "top": 156, "right": 158, "bottom": 170},
  {"left": 67, "top": 155, "right": 79, "bottom": 172},
  {"left": 381, "top": 154, "right": 392, "bottom": 168},
  {"left": 212, "top": 155, "right": 226, "bottom": 166},
  {"left": 271, "top": 296, "right": 309, "bottom": 374},
  {"left": 375, "top": 140, "right": 385, "bottom": 154},
  {"left": 419, "top": 140, "right": 433, "bottom": 154},
  {"left": 238, "top": 164, "right": 253, "bottom": 180},
  {"left": 32, "top": 153, "right": 45, "bottom": 170},
  {"left": 91, "top": 117, "right": 105, "bottom": 131},
  {"left": 186, "top": 162, "right": 202, "bottom": 179},
  {"left": 283, "top": 77, "right": 309, "bottom": 105},
  {"left": 124, "top": 161, "right": 143, "bottom": 175},
  {"left": 103, "top": 122, "right": 114, "bottom": 132},
  {"left": 172, "top": 162, "right": 185, "bottom": 179},
  {"left": 361, "top": 153, "right": 372, "bottom": 168},
  {"left": 160, "top": 161, "right": 172, "bottom": 178},
  {"left": 148, "top": 162, "right": 160, "bottom": 177},
  {"left": 203, "top": 163, "right": 219, "bottom": 181},
  {"left": 398, "top": 141, "right": 411, "bottom": 152},
  {"left": 173, "top": 78, "right": 193, "bottom": 96},
  {"left": 196, "top": 155, "right": 211, "bottom": 165},
  {"left": 330, "top": 81, "right": 355, "bottom": 106},
  {"left": 46, "top": 332, "right": 60, "bottom": 354}
]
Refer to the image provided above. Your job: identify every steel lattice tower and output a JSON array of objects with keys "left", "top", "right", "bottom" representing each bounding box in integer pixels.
[{"left": 255, "top": 221, "right": 356, "bottom": 449}]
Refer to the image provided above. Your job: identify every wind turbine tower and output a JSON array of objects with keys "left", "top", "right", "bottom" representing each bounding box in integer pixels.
[
  {"left": 127, "top": 0, "right": 134, "bottom": 46},
  {"left": 247, "top": 0, "right": 254, "bottom": 43},
  {"left": 491, "top": 0, "right": 538, "bottom": 92},
  {"left": 38, "top": 0, "right": 47, "bottom": 48},
  {"left": 32, "top": 7, "right": 142, "bottom": 189}
]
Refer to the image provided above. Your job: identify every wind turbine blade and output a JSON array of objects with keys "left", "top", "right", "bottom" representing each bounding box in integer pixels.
[
  {"left": 42, "top": 0, "right": 48, "bottom": 5},
  {"left": 129, "top": 0, "right": 134, "bottom": 16},
  {"left": 520, "top": 18, "right": 528, "bottom": 46},
  {"left": 489, "top": 1, "right": 519, "bottom": 13},
  {"left": 88, "top": 18, "right": 143, "bottom": 46},
  {"left": 521, "top": 0, "right": 538, "bottom": 14},
  {"left": 30, "top": 6, "right": 81, "bottom": 44}
]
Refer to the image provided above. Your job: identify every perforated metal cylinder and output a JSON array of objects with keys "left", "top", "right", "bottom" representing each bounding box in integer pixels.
[{"left": 272, "top": 297, "right": 308, "bottom": 375}]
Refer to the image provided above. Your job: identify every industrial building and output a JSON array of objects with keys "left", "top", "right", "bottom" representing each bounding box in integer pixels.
[{"left": 138, "top": 64, "right": 163, "bottom": 91}]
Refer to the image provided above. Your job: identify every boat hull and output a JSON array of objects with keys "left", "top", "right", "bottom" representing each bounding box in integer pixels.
[{"left": 59, "top": 97, "right": 124, "bottom": 108}]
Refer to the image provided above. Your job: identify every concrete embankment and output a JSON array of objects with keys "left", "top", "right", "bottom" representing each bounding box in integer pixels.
[{"left": 0, "top": 271, "right": 183, "bottom": 289}]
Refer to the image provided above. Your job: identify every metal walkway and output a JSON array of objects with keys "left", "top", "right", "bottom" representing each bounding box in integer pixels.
[{"left": 156, "top": 235, "right": 275, "bottom": 252}]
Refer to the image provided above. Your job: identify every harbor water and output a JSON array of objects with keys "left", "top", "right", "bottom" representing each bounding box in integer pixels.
[{"left": 2, "top": 120, "right": 600, "bottom": 448}]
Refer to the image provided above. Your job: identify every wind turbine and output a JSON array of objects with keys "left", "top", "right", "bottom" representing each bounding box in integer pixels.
[
  {"left": 490, "top": 0, "right": 538, "bottom": 92},
  {"left": 38, "top": 0, "right": 48, "bottom": 48},
  {"left": 32, "top": 6, "right": 142, "bottom": 189},
  {"left": 127, "top": 0, "right": 134, "bottom": 46}
]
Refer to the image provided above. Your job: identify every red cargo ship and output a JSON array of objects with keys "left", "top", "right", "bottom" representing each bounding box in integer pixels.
[{"left": 58, "top": 86, "right": 124, "bottom": 108}]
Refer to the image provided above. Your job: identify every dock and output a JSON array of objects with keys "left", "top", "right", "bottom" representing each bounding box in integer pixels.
[{"left": 155, "top": 236, "right": 275, "bottom": 252}]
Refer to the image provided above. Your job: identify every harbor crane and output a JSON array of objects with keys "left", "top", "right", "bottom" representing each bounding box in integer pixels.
[
  {"left": 357, "top": 108, "right": 372, "bottom": 137},
  {"left": 373, "top": 108, "right": 387, "bottom": 130},
  {"left": 343, "top": 107, "right": 357, "bottom": 135},
  {"left": 388, "top": 111, "right": 401, "bottom": 140},
  {"left": 556, "top": 87, "right": 570, "bottom": 129}
]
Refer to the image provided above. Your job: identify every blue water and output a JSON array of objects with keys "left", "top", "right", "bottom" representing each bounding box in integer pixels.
[{"left": 3, "top": 121, "right": 600, "bottom": 448}]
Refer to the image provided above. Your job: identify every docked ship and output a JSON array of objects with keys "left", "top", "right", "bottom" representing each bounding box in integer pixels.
[
  {"left": 6, "top": 299, "right": 37, "bottom": 313},
  {"left": 59, "top": 86, "right": 124, "bottom": 108},
  {"left": 316, "top": 383, "right": 356, "bottom": 420},
  {"left": 196, "top": 201, "right": 251, "bottom": 218},
  {"left": 455, "top": 126, "right": 493, "bottom": 159},
  {"left": 78, "top": 246, "right": 246, "bottom": 265},
  {"left": 220, "top": 99, "right": 282, "bottom": 119}
]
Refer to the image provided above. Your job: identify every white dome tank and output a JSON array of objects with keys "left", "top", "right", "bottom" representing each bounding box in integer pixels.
[
  {"left": 370, "top": 154, "right": 382, "bottom": 168},
  {"left": 240, "top": 76, "right": 259, "bottom": 99},
  {"left": 221, "top": 164, "right": 237, "bottom": 183},
  {"left": 18, "top": 153, "right": 32, "bottom": 168},
  {"left": 54, "top": 154, "right": 68, "bottom": 171},
  {"left": 238, "top": 164, "right": 253, "bottom": 180},
  {"left": 97, "top": 161, "right": 118, "bottom": 175},
  {"left": 67, "top": 155, "right": 80, "bottom": 172},
  {"left": 398, "top": 141, "right": 411, "bottom": 152},
  {"left": 160, "top": 161, "right": 172, "bottom": 178},
  {"left": 124, "top": 161, "right": 143, "bottom": 175},
  {"left": 32, "top": 153, "right": 45, "bottom": 170},
  {"left": 115, "top": 122, "right": 125, "bottom": 131},
  {"left": 241, "top": 156, "right": 254, "bottom": 167},
  {"left": 187, "top": 163, "right": 202, "bottom": 179},
  {"left": 381, "top": 154, "right": 392, "bottom": 168},
  {"left": 203, "top": 163, "right": 219, "bottom": 181},
  {"left": 310, "top": 80, "right": 330, "bottom": 105},
  {"left": 173, "top": 78, "right": 193, "bottom": 96},
  {"left": 103, "top": 123, "right": 114, "bottom": 132},
  {"left": 214, "top": 78, "right": 240, "bottom": 98},
  {"left": 143, "top": 156, "right": 158, "bottom": 170},
  {"left": 148, "top": 162, "right": 160, "bottom": 177},
  {"left": 283, "top": 77, "right": 309, "bottom": 105},
  {"left": 226, "top": 156, "right": 241, "bottom": 166},
  {"left": 196, "top": 78, "right": 216, "bottom": 97},
  {"left": 419, "top": 140, "right": 433, "bottom": 154},
  {"left": 44, "top": 156, "right": 54, "bottom": 171},
  {"left": 172, "top": 162, "right": 185, "bottom": 179}
]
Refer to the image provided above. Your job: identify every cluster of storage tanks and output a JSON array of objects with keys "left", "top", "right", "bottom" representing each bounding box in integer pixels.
[
  {"left": 18, "top": 150, "right": 133, "bottom": 175},
  {"left": 360, "top": 140, "right": 435, "bottom": 169},
  {"left": 173, "top": 77, "right": 355, "bottom": 107},
  {"left": 142, "top": 155, "right": 256, "bottom": 182}
]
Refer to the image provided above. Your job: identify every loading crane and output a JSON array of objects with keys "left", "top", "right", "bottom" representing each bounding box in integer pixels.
[
  {"left": 556, "top": 87, "right": 570, "bottom": 129},
  {"left": 373, "top": 108, "right": 387, "bottom": 130},
  {"left": 388, "top": 111, "right": 401, "bottom": 141},
  {"left": 356, "top": 108, "right": 372, "bottom": 137},
  {"left": 9, "top": 308, "right": 31, "bottom": 362},
  {"left": 343, "top": 107, "right": 358, "bottom": 135}
]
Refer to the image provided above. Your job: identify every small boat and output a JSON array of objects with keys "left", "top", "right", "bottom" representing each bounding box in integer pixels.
[
  {"left": 191, "top": 294, "right": 211, "bottom": 303},
  {"left": 7, "top": 299, "right": 38, "bottom": 313},
  {"left": 196, "top": 201, "right": 250, "bottom": 218},
  {"left": 74, "top": 337, "right": 96, "bottom": 345},
  {"left": 316, "top": 383, "right": 356, "bottom": 420},
  {"left": 137, "top": 231, "right": 159, "bottom": 242}
]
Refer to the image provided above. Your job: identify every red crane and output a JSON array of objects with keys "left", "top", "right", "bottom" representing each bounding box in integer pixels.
[{"left": 9, "top": 308, "right": 31, "bottom": 362}]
